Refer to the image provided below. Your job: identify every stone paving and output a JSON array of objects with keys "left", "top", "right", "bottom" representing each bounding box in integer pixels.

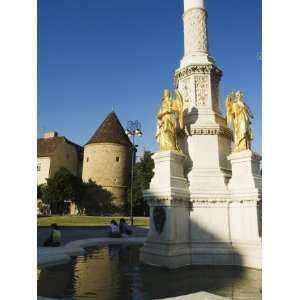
[{"left": 159, "top": 292, "right": 230, "bottom": 300}]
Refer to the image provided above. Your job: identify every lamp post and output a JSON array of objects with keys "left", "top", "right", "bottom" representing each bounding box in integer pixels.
[{"left": 125, "top": 120, "right": 143, "bottom": 226}]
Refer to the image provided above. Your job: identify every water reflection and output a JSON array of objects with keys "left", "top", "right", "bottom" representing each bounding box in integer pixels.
[{"left": 38, "top": 245, "right": 261, "bottom": 300}]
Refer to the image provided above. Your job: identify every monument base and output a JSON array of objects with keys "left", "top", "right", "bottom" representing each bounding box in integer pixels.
[
  {"left": 227, "top": 149, "right": 262, "bottom": 197},
  {"left": 141, "top": 150, "right": 262, "bottom": 270},
  {"left": 140, "top": 151, "right": 191, "bottom": 269},
  {"left": 190, "top": 240, "right": 261, "bottom": 269},
  {"left": 187, "top": 150, "right": 262, "bottom": 269},
  {"left": 141, "top": 237, "right": 191, "bottom": 269},
  {"left": 227, "top": 149, "right": 262, "bottom": 269}
]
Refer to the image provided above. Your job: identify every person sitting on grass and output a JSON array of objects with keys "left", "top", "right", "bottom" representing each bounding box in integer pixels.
[
  {"left": 43, "top": 223, "right": 62, "bottom": 247},
  {"left": 119, "top": 218, "right": 133, "bottom": 236},
  {"left": 109, "top": 220, "right": 121, "bottom": 238}
]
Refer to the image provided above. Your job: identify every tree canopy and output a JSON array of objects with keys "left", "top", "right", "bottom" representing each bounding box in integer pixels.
[
  {"left": 39, "top": 167, "right": 114, "bottom": 215},
  {"left": 128, "top": 151, "right": 154, "bottom": 216}
]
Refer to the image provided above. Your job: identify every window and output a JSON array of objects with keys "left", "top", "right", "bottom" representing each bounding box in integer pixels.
[
  {"left": 116, "top": 156, "right": 119, "bottom": 162},
  {"left": 66, "top": 153, "right": 70, "bottom": 159},
  {"left": 37, "top": 163, "right": 41, "bottom": 172},
  {"left": 86, "top": 157, "right": 89, "bottom": 162}
]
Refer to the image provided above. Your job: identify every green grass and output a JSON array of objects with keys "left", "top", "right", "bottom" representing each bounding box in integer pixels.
[{"left": 37, "top": 215, "right": 149, "bottom": 228}]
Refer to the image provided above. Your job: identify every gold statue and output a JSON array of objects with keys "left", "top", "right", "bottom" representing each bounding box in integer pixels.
[
  {"left": 226, "top": 90, "right": 254, "bottom": 152},
  {"left": 156, "top": 89, "right": 183, "bottom": 151}
]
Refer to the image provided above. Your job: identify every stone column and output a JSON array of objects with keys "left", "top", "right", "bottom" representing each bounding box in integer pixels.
[
  {"left": 181, "top": 0, "right": 210, "bottom": 68},
  {"left": 175, "top": 0, "right": 232, "bottom": 199},
  {"left": 173, "top": 0, "right": 236, "bottom": 268}
]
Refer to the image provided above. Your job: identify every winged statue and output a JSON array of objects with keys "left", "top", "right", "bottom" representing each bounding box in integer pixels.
[
  {"left": 226, "top": 90, "right": 254, "bottom": 152},
  {"left": 156, "top": 89, "right": 184, "bottom": 152}
]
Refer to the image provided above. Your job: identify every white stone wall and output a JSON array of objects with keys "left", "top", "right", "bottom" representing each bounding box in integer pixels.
[
  {"left": 37, "top": 157, "right": 51, "bottom": 185},
  {"left": 184, "top": 0, "right": 205, "bottom": 11},
  {"left": 190, "top": 205, "right": 231, "bottom": 242}
]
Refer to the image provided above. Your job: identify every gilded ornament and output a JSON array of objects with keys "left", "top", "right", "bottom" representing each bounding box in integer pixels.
[
  {"left": 226, "top": 91, "right": 254, "bottom": 152},
  {"left": 156, "top": 89, "right": 184, "bottom": 152}
]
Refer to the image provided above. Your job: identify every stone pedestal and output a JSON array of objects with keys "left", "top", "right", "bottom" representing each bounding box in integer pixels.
[
  {"left": 227, "top": 150, "right": 262, "bottom": 269},
  {"left": 228, "top": 150, "right": 262, "bottom": 198},
  {"left": 185, "top": 130, "right": 232, "bottom": 201},
  {"left": 140, "top": 151, "right": 191, "bottom": 269}
]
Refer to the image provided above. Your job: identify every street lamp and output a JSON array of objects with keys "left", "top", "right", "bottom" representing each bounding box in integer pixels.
[{"left": 126, "top": 120, "right": 143, "bottom": 226}]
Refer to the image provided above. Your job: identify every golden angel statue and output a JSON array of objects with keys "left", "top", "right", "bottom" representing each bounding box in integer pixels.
[
  {"left": 156, "top": 89, "right": 184, "bottom": 151},
  {"left": 226, "top": 90, "right": 254, "bottom": 152}
]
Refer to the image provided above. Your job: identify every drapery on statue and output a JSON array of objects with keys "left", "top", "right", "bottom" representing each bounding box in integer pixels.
[
  {"left": 226, "top": 90, "right": 254, "bottom": 152},
  {"left": 156, "top": 89, "right": 183, "bottom": 152}
]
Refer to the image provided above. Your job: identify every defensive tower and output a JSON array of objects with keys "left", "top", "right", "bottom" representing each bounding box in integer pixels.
[{"left": 82, "top": 112, "right": 132, "bottom": 210}]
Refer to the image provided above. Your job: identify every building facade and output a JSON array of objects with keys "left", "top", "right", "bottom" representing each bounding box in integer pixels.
[{"left": 37, "top": 131, "right": 83, "bottom": 185}]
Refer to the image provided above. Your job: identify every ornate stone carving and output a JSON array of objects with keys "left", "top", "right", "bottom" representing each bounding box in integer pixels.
[
  {"left": 195, "top": 75, "right": 209, "bottom": 106},
  {"left": 146, "top": 197, "right": 190, "bottom": 207},
  {"left": 175, "top": 64, "right": 222, "bottom": 84},
  {"left": 189, "top": 126, "right": 233, "bottom": 139},
  {"left": 183, "top": 8, "right": 208, "bottom": 55},
  {"left": 191, "top": 199, "right": 261, "bottom": 208},
  {"left": 178, "top": 78, "right": 192, "bottom": 109}
]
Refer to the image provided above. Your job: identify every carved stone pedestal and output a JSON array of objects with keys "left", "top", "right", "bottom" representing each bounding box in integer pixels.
[
  {"left": 226, "top": 150, "right": 262, "bottom": 269},
  {"left": 228, "top": 150, "right": 262, "bottom": 198},
  {"left": 140, "top": 151, "right": 191, "bottom": 269}
]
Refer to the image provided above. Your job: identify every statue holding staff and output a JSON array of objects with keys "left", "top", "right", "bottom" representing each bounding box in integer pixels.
[
  {"left": 156, "top": 89, "right": 183, "bottom": 152},
  {"left": 226, "top": 90, "right": 254, "bottom": 152}
]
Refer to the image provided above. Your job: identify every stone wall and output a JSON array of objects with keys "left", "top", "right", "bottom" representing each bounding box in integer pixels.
[
  {"left": 50, "top": 142, "right": 80, "bottom": 178},
  {"left": 37, "top": 157, "right": 51, "bottom": 185},
  {"left": 38, "top": 142, "right": 81, "bottom": 186},
  {"left": 82, "top": 143, "right": 131, "bottom": 208}
]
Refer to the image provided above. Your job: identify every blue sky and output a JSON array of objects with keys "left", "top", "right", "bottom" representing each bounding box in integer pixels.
[{"left": 38, "top": 0, "right": 261, "bottom": 154}]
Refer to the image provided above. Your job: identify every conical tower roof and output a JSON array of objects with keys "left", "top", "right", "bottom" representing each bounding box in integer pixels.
[{"left": 86, "top": 112, "right": 132, "bottom": 147}]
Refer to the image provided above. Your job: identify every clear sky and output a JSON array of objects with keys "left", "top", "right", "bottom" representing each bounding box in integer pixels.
[{"left": 38, "top": 0, "right": 262, "bottom": 154}]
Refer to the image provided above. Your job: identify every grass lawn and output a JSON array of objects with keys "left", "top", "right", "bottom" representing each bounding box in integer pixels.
[{"left": 37, "top": 215, "right": 149, "bottom": 228}]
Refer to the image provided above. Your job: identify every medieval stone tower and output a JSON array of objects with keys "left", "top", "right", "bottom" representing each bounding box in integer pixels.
[{"left": 82, "top": 112, "right": 132, "bottom": 209}]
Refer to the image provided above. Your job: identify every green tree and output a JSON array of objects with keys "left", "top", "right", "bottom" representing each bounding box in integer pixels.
[
  {"left": 37, "top": 184, "right": 46, "bottom": 199},
  {"left": 42, "top": 167, "right": 81, "bottom": 214},
  {"left": 80, "top": 180, "right": 115, "bottom": 216},
  {"left": 40, "top": 167, "right": 114, "bottom": 215},
  {"left": 128, "top": 151, "right": 154, "bottom": 216}
]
